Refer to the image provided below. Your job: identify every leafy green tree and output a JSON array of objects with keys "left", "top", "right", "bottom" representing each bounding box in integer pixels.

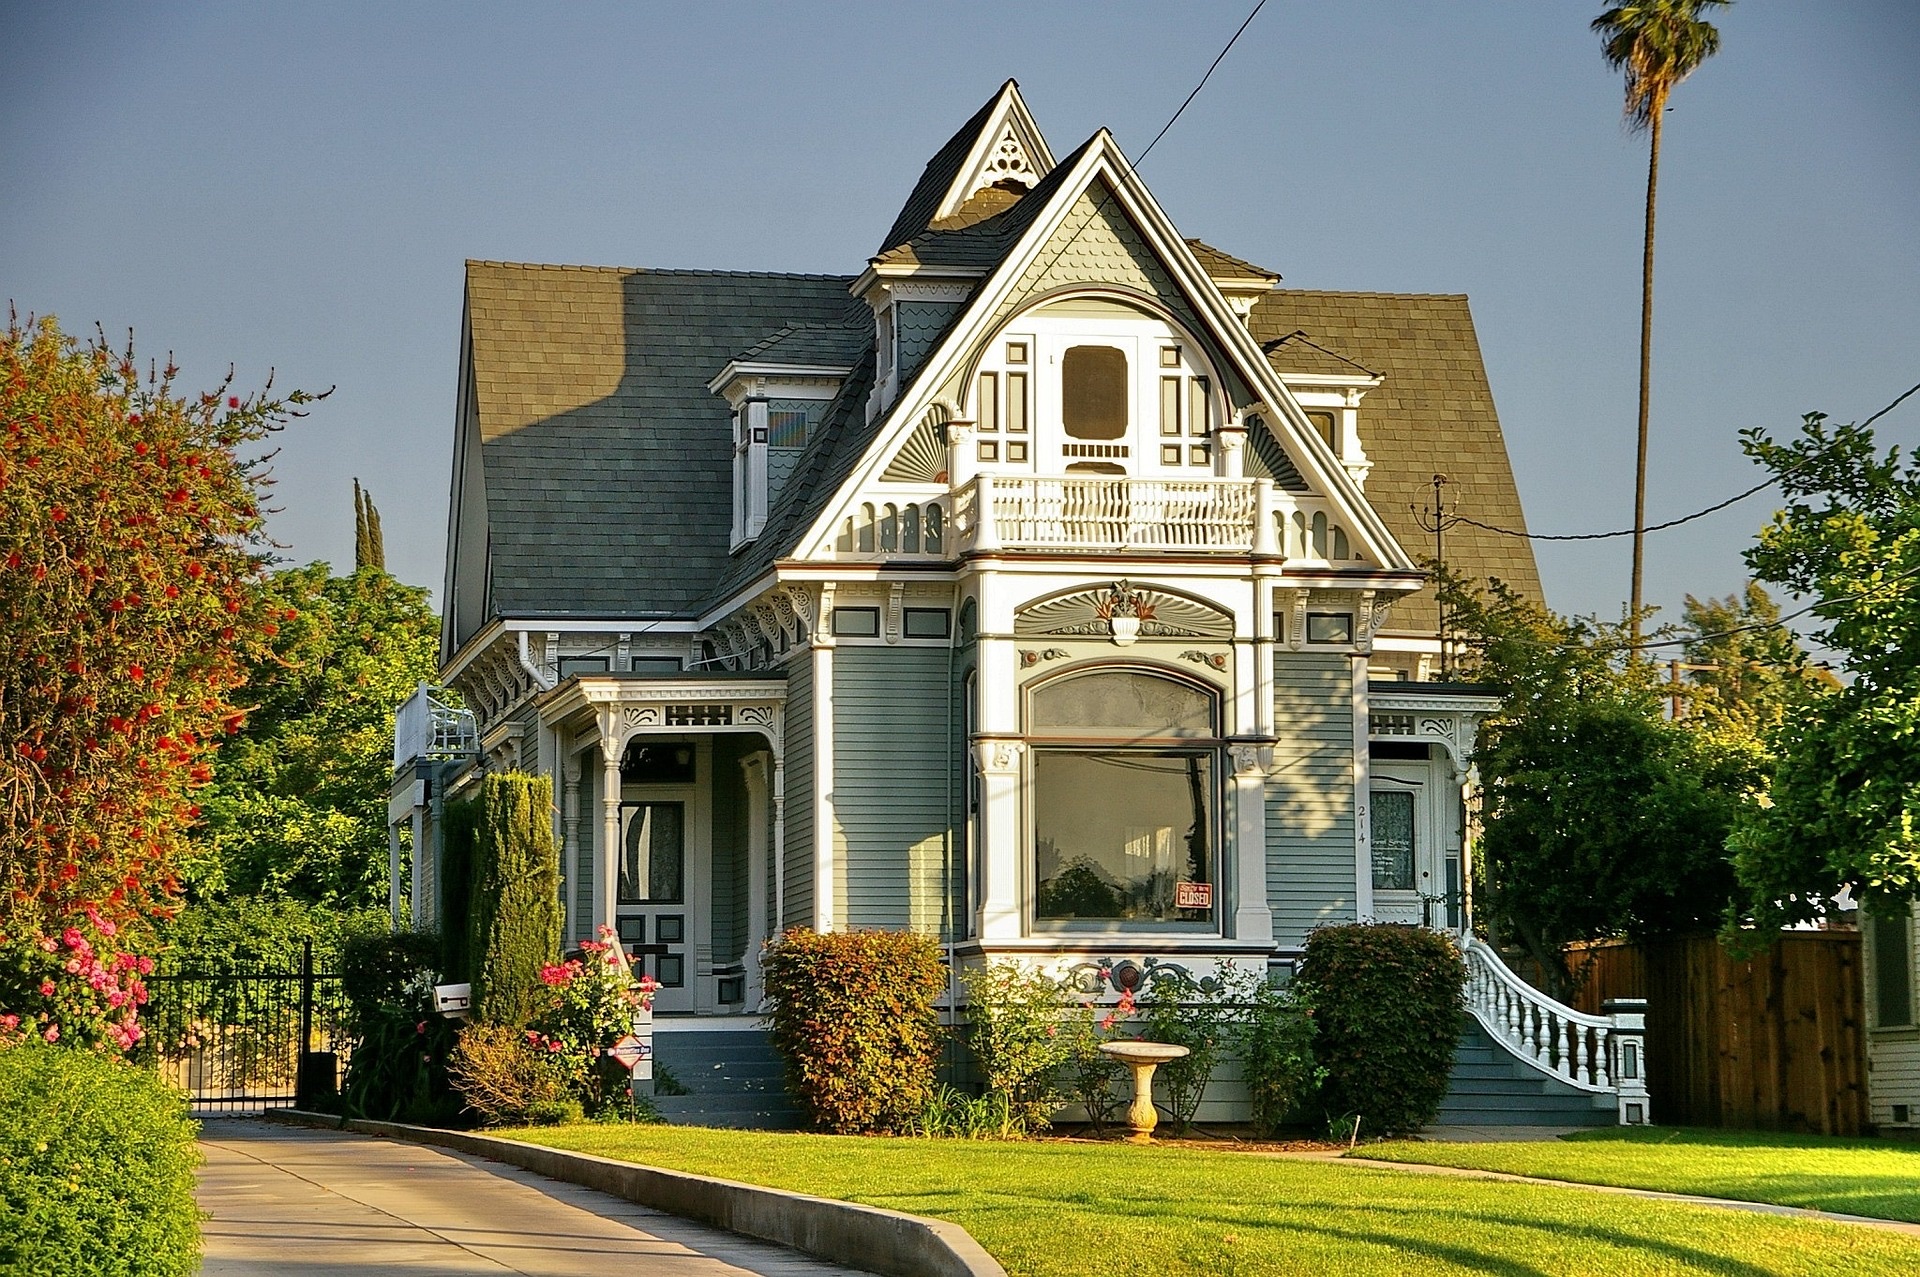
[
  {"left": 188, "top": 562, "right": 439, "bottom": 913},
  {"left": 1729, "top": 412, "right": 1920, "bottom": 928},
  {"left": 1677, "top": 581, "right": 1837, "bottom": 740},
  {"left": 1592, "top": 0, "right": 1731, "bottom": 640},
  {"left": 1441, "top": 573, "right": 1765, "bottom": 997}
]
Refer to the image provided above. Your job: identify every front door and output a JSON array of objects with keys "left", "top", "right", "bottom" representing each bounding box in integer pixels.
[
  {"left": 1369, "top": 761, "right": 1438, "bottom": 926},
  {"left": 614, "top": 739, "right": 709, "bottom": 1014}
]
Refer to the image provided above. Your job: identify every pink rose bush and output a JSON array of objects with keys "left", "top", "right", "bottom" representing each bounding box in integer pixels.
[{"left": 0, "top": 907, "right": 152, "bottom": 1053}]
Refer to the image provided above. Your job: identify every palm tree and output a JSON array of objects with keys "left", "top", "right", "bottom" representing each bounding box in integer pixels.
[{"left": 1592, "top": 0, "right": 1730, "bottom": 646}]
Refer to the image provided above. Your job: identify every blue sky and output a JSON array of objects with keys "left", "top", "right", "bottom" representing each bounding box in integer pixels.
[{"left": 3, "top": 1, "right": 1915, "bottom": 626}]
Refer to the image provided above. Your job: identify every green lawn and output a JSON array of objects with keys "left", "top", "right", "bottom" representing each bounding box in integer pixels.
[
  {"left": 1364, "top": 1126, "right": 1920, "bottom": 1224},
  {"left": 502, "top": 1125, "right": 1920, "bottom": 1275}
]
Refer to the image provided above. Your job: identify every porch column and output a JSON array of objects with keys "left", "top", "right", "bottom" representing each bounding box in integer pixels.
[
  {"left": 740, "top": 753, "right": 771, "bottom": 1002},
  {"left": 771, "top": 759, "right": 786, "bottom": 941},
  {"left": 973, "top": 739, "right": 1025, "bottom": 939},
  {"left": 561, "top": 752, "right": 582, "bottom": 945},
  {"left": 600, "top": 734, "right": 622, "bottom": 940},
  {"left": 811, "top": 588, "right": 836, "bottom": 933},
  {"left": 387, "top": 822, "right": 403, "bottom": 931},
  {"left": 1230, "top": 745, "right": 1273, "bottom": 943}
]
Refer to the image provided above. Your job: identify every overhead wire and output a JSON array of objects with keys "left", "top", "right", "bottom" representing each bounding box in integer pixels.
[{"left": 1451, "top": 380, "right": 1920, "bottom": 542}]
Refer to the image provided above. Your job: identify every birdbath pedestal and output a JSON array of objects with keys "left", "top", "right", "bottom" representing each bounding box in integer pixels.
[{"left": 1099, "top": 1040, "right": 1190, "bottom": 1143}]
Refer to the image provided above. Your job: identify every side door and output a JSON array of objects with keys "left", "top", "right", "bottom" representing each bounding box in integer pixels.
[
  {"left": 1368, "top": 761, "right": 1437, "bottom": 926},
  {"left": 615, "top": 793, "right": 696, "bottom": 1014}
]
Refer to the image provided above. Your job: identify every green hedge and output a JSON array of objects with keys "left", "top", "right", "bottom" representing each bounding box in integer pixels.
[
  {"left": 1294, "top": 923, "right": 1464, "bottom": 1137},
  {"left": 762, "top": 928, "right": 947, "bottom": 1133},
  {"left": 467, "top": 774, "right": 561, "bottom": 1027},
  {"left": 0, "top": 1043, "right": 201, "bottom": 1276},
  {"left": 338, "top": 931, "right": 464, "bottom": 1125}
]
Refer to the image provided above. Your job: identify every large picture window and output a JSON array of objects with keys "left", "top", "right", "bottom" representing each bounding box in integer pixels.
[{"left": 1028, "top": 668, "right": 1219, "bottom": 927}]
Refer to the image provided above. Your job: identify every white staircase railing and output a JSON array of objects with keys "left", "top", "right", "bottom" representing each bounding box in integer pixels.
[{"left": 1460, "top": 934, "right": 1650, "bottom": 1124}]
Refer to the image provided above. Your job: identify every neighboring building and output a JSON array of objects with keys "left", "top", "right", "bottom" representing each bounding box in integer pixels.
[
  {"left": 397, "top": 83, "right": 1640, "bottom": 1124},
  {"left": 1865, "top": 903, "right": 1920, "bottom": 1132}
]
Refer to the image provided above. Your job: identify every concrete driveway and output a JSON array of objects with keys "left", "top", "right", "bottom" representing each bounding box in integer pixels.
[{"left": 196, "top": 1117, "right": 867, "bottom": 1276}]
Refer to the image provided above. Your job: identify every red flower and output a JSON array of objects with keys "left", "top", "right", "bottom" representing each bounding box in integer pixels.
[
  {"left": 227, "top": 396, "right": 239, "bottom": 408},
  {"left": 38, "top": 978, "right": 55, "bottom": 997}
]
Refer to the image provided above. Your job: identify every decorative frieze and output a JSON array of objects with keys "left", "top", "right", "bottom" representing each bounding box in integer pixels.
[{"left": 1016, "top": 580, "right": 1233, "bottom": 643}]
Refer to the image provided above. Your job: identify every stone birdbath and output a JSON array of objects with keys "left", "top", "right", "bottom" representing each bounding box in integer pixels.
[{"left": 1099, "top": 1040, "right": 1190, "bottom": 1143}]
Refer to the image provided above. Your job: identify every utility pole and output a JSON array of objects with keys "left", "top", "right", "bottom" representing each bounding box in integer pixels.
[
  {"left": 1414, "top": 475, "right": 1454, "bottom": 677},
  {"left": 1666, "top": 660, "right": 1719, "bottom": 720}
]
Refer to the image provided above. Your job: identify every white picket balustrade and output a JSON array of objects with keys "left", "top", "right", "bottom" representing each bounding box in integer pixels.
[{"left": 1461, "top": 934, "right": 1627, "bottom": 1095}]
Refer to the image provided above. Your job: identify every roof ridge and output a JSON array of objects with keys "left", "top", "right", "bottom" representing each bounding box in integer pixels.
[
  {"left": 466, "top": 260, "right": 855, "bottom": 282},
  {"left": 1270, "top": 288, "right": 1470, "bottom": 301}
]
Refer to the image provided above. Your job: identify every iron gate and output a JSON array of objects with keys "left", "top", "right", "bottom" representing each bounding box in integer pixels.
[{"left": 142, "top": 939, "right": 353, "bottom": 1112}]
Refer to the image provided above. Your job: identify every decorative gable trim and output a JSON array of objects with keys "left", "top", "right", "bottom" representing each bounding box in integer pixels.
[
  {"left": 802, "top": 130, "right": 1419, "bottom": 575},
  {"left": 1016, "top": 581, "right": 1234, "bottom": 642},
  {"left": 933, "top": 82, "right": 1057, "bottom": 223}
]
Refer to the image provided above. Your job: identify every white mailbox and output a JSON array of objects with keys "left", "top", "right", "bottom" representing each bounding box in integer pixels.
[{"left": 433, "top": 982, "right": 472, "bottom": 1017}]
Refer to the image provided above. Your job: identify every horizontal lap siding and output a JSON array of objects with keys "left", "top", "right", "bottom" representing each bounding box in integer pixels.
[
  {"left": 1868, "top": 904, "right": 1920, "bottom": 1129},
  {"left": 1267, "top": 654, "right": 1357, "bottom": 947},
  {"left": 782, "top": 658, "right": 814, "bottom": 931},
  {"left": 833, "top": 647, "right": 957, "bottom": 936}
]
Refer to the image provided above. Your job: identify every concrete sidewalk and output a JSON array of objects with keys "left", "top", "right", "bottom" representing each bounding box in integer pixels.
[{"left": 196, "top": 1117, "right": 868, "bottom": 1276}]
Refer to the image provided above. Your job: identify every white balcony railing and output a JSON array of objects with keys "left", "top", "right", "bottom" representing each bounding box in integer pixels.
[{"left": 831, "top": 476, "right": 1367, "bottom": 565}]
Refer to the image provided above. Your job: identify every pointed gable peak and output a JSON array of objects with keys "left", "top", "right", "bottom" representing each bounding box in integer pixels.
[{"left": 876, "top": 80, "right": 1057, "bottom": 255}]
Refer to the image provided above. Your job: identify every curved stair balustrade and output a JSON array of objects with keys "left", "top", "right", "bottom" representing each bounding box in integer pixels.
[{"left": 1460, "top": 934, "right": 1650, "bottom": 1125}]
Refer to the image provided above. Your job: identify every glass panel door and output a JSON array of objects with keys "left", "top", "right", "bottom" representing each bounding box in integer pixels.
[
  {"left": 618, "top": 801, "right": 691, "bottom": 1011},
  {"left": 1368, "top": 766, "right": 1429, "bottom": 925}
]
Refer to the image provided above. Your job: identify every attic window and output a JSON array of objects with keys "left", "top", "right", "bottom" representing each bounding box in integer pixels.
[
  {"left": 767, "top": 399, "right": 825, "bottom": 449},
  {"left": 1306, "top": 411, "right": 1338, "bottom": 451},
  {"left": 1063, "top": 346, "right": 1127, "bottom": 440}
]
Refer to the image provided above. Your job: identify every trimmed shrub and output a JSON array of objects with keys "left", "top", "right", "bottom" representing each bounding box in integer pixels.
[
  {"left": 0, "top": 1042, "right": 201, "bottom": 1276},
  {"left": 340, "top": 930, "right": 443, "bottom": 1029},
  {"left": 761, "top": 928, "right": 946, "bottom": 1134},
  {"left": 468, "top": 774, "right": 562, "bottom": 1027},
  {"left": 1294, "top": 923, "right": 1464, "bottom": 1137}
]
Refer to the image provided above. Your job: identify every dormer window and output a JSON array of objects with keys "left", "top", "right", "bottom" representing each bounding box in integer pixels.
[{"left": 967, "top": 297, "right": 1220, "bottom": 478}]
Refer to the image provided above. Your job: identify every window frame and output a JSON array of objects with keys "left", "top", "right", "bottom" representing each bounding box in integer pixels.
[{"left": 1022, "top": 664, "right": 1224, "bottom": 935}]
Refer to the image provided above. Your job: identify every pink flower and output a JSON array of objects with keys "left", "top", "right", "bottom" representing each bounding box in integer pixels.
[
  {"left": 107, "top": 991, "right": 128, "bottom": 1008},
  {"left": 416, "top": 1021, "right": 428, "bottom": 1035},
  {"left": 0, "top": 1015, "right": 18, "bottom": 1031},
  {"left": 1100, "top": 1014, "right": 1117, "bottom": 1031},
  {"left": 37, "top": 978, "right": 55, "bottom": 997},
  {"left": 38, "top": 937, "right": 57, "bottom": 953},
  {"left": 136, "top": 955, "right": 154, "bottom": 975},
  {"left": 43, "top": 1025, "right": 59, "bottom": 1043},
  {"left": 64, "top": 959, "right": 81, "bottom": 974},
  {"left": 525, "top": 1029, "right": 541, "bottom": 1043},
  {"left": 538, "top": 963, "right": 572, "bottom": 987}
]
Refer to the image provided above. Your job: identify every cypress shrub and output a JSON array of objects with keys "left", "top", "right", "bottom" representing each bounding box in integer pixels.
[
  {"left": 437, "top": 795, "right": 480, "bottom": 983},
  {"left": 1294, "top": 923, "right": 1464, "bottom": 1137},
  {"left": 467, "top": 773, "right": 562, "bottom": 1027},
  {"left": 0, "top": 1043, "right": 201, "bottom": 1276},
  {"left": 761, "top": 928, "right": 947, "bottom": 1133}
]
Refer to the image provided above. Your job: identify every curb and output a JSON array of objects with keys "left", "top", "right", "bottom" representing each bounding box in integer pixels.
[{"left": 262, "top": 1110, "right": 1006, "bottom": 1277}]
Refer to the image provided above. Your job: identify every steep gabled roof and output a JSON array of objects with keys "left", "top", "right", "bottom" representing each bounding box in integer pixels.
[
  {"left": 873, "top": 80, "right": 1055, "bottom": 257},
  {"left": 1247, "top": 291, "right": 1541, "bottom": 633},
  {"left": 732, "top": 323, "right": 869, "bottom": 368},
  {"left": 461, "top": 262, "right": 859, "bottom": 619},
  {"left": 870, "top": 135, "right": 1091, "bottom": 271}
]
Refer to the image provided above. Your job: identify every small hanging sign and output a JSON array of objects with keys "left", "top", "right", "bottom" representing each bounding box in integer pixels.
[{"left": 1175, "top": 881, "right": 1212, "bottom": 910}]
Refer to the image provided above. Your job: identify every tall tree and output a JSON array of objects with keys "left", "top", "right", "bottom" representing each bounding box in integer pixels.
[
  {"left": 187, "top": 562, "right": 440, "bottom": 912},
  {"left": 1729, "top": 412, "right": 1920, "bottom": 929},
  {"left": 353, "top": 478, "right": 385, "bottom": 573},
  {"left": 1592, "top": 0, "right": 1731, "bottom": 643}
]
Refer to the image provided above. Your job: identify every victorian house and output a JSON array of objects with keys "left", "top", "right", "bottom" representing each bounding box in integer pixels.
[{"left": 395, "top": 83, "right": 1646, "bottom": 1125}]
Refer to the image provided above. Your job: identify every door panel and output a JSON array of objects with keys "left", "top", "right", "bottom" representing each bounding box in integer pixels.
[
  {"left": 617, "top": 798, "right": 695, "bottom": 1013},
  {"left": 1370, "top": 760, "right": 1439, "bottom": 926}
]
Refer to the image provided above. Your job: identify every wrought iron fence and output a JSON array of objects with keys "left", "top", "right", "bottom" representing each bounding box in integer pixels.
[{"left": 142, "top": 940, "right": 353, "bottom": 1112}]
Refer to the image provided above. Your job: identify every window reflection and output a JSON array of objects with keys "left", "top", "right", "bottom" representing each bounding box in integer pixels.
[
  {"left": 619, "top": 802, "right": 684, "bottom": 904},
  {"left": 1034, "top": 751, "right": 1213, "bottom": 923}
]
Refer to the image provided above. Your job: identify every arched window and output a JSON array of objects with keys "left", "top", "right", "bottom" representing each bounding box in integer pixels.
[{"left": 1025, "top": 667, "right": 1220, "bottom": 929}]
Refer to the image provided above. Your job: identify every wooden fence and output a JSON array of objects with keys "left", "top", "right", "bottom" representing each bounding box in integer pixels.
[{"left": 1565, "top": 932, "right": 1866, "bottom": 1135}]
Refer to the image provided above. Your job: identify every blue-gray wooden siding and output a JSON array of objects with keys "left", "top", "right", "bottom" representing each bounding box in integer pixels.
[
  {"left": 1267, "top": 652, "right": 1358, "bottom": 945},
  {"left": 896, "top": 300, "right": 965, "bottom": 386},
  {"left": 781, "top": 655, "right": 814, "bottom": 930},
  {"left": 832, "top": 646, "right": 960, "bottom": 937}
]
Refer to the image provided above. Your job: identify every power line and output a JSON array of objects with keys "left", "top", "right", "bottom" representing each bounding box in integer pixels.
[
  {"left": 1135, "top": 0, "right": 1270, "bottom": 168},
  {"left": 1451, "top": 380, "right": 1920, "bottom": 542}
]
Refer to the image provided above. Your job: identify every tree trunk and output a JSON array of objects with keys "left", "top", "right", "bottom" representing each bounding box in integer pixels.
[{"left": 1629, "top": 97, "right": 1664, "bottom": 649}]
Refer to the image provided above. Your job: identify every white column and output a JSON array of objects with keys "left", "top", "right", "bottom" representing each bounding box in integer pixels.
[
  {"left": 600, "top": 735, "right": 622, "bottom": 940},
  {"left": 811, "top": 589, "right": 836, "bottom": 933},
  {"left": 973, "top": 739, "right": 1025, "bottom": 940},
  {"left": 740, "top": 754, "right": 771, "bottom": 1002},
  {"left": 1231, "top": 745, "right": 1273, "bottom": 943},
  {"left": 561, "top": 752, "right": 582, "bottom": 945},
  {"left": 1351, "top": 656, "right": 1374, "bottom": 920},
  {"left": 771, "top": 758, "right": 787, "bottom": 942}
]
